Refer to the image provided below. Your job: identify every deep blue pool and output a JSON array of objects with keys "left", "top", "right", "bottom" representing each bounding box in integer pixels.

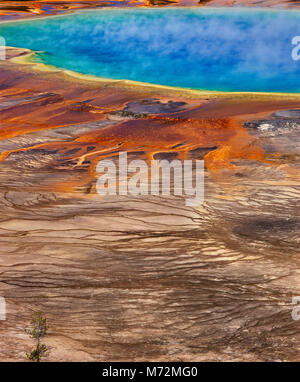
[{"left": 1, "top": 8, "right": 300, "bottom": 92}]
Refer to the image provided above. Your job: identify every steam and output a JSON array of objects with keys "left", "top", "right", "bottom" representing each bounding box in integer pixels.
[{"left": 1, "top": 8, "right": 299, "bottom": 92}]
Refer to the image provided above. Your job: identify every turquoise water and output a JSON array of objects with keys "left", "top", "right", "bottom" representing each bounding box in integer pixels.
[{"left": 1, "top": 8, "right": 300, "bottom": 92}]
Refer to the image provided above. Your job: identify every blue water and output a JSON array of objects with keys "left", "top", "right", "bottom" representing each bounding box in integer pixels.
[{"left": 1, "top": 8, "right": 300, "bottom": 92}]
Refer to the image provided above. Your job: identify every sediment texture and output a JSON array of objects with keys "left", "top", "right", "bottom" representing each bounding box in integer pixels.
[{"left": 0, "top": 49, "right": 299, "bottom": 361}]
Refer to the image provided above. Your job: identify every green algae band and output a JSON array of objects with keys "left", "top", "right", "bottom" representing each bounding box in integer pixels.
[{"left": 1, "top": 8, "right": 300, "bottom": 92}]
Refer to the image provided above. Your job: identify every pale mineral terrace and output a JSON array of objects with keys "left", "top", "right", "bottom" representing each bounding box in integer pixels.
[{"left": 0, "top": 0, "right": 299, "bottom": 22}]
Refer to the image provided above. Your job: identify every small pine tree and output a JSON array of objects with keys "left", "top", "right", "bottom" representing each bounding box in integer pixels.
[{"left": 26, "top": 312, "right": 48, "bottom": 362}]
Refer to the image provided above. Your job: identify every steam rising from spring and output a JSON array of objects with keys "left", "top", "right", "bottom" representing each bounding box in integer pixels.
[{"left": 0, "top": 8, "right": 300, "bottom": 92}]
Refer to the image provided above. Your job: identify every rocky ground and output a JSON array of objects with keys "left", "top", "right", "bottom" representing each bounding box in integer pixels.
[
  {"left": 0, "top": 0, "right": 299, "bottom": 22},
  {"left": 0, "top": 48, "right": 299, "bottom": 361}
]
